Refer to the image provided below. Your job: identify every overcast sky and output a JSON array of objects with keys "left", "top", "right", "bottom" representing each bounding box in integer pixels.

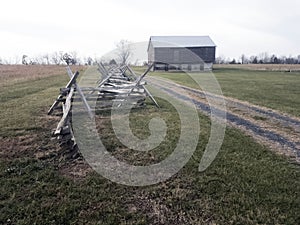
[{"left": 1, "top": 0, "right": 300, "bottom": 62}]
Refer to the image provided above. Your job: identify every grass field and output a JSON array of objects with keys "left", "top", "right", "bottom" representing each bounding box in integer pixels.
[
  {"left": 0, "top": 65, "right": 299, "bottom": 224},
  {"left": 148, "top": 67, "right": 300, "bottom": 117},
  {"left": 213, "top": 63, "right": 300, "bottom": 72}
]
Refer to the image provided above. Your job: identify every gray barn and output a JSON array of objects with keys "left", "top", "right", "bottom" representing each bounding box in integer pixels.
[{"left": 147, "top": 36, "right": 216, "bottom": 71}]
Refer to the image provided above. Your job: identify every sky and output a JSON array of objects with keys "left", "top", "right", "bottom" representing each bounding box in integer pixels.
[{"left": 1, "top": 0, "right": 300, "bottom": 62}]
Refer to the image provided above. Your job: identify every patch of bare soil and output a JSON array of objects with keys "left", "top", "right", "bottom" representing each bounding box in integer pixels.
[{"left": 0, "top": 134, "right": 39, "bottom": 160}]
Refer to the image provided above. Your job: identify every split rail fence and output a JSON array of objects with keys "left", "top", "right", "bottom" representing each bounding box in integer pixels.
[{"left": 48, "top": 63, "right": 158, "bottom": 147}]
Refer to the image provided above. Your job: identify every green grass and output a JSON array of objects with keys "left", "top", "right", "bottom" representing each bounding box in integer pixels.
[
  {"left": 149, "top": 68, "right": 300, "bottom": 117},
  {"left": 0, "top": 75, "right": 69, "bottom": 137},
  {"left": 0, "top": 66, "right": 299, "bottom": 224}
]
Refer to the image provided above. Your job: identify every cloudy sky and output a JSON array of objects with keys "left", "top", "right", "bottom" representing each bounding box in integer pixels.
[{"left": 1, "top": 0, "right": 300, "bottom": 62}]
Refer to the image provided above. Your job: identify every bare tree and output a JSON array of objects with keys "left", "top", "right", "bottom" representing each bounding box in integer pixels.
[
  {"left": 86, "top": 57, "right": 93, "bottom": 66},
  {"left": 33, "top": 55, "right": 43, "bottom": 65},
  {"left": 70, "top": 51, "right": 78, "bottom": 65},
  {"left": 116, "top": 40, "right": 132, "bottom": 65},
  {"left": 51, "top": 52, "right": 61, "bottom": 65},
  {"left": 59, "top": 51, "right": 65, "bottom": 64},
  {"left": 22, "top": 55, "right": 28, "bottom": 65},
  {"left": 43, "top": 53, "right": 50, "bottom": 65},
  {"left": 257, "top": 52, "right": 270, "bottom": 64},
  {"left": 62, "top": 53, "right": 73, "bottom": 65},
  {"left": 270, "top": 54, "right": 278, "bottom": 64},
  {"left": 250, "top": 56, "right": 258, "bottom": 64},
  {"left": 215, "top": 55, "right": 226, "bottom": 64},
  {"left": 240, "top": 54, "right": 247, "bottom": 64}
]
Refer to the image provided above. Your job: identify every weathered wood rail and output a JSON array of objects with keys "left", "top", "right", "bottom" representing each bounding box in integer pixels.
[{"left": 48, "top": 63, "right": 157, "bottom": 147}]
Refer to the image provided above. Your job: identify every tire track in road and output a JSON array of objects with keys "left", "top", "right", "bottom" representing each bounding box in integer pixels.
[
  {"left": 181, "top": 86, "right": 300, "bottom": 132},
  {"left": 147, "top": 76, "right": 300, "bottom": 162}
]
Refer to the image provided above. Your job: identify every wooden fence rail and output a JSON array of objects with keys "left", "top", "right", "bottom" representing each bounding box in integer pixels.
[{"left": 48, "top": 63, "right": 158, "bottom": 147}]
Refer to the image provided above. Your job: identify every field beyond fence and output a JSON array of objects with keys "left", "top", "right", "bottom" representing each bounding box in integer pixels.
[{"left": 213, "top": 63, "right": 300, "bottom": 71}]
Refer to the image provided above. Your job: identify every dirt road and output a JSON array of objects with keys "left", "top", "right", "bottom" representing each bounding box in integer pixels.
[{"left": 147, "top": 76, "right": 300, "bottom": 163}]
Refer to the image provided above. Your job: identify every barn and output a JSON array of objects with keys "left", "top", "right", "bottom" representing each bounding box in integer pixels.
[{"left": 147, "top": 36, "right": 216, "bottom": 71}]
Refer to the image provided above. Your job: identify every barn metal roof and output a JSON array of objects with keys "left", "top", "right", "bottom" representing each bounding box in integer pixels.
[{"left": 149, "top": 36, "right": 216, "bottom": 49}]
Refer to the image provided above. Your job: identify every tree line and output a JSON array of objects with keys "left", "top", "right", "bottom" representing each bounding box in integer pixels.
[
  {"left": 215, "top": 52, "right": 300, "bottom": 64},
  {"left": 0, "top": 40, "right": 133, "bottom": 66},
  {"left": 0, "top": 51, "right": 96, "bottom": 66},
  {"left": 1, "top": 49, "right": 300, "bottom": 66}
]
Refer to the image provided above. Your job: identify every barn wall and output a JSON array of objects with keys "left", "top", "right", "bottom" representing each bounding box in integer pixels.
[
  {"left": 187, "top": 47, "right": 215, "bottom": 63},
  {"left": 165, "top": 63, "right": 213, "bottom": 71},
  {"left": 153, "top": 46, "right": 215, "bottom": 64},
  {"left": 148, "top": 42, "right": 155, "bottom": 63}
]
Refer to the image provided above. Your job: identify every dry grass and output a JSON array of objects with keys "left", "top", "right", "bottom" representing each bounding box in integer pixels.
[{"left": 0, "top": 65, "right": 84, "bottom": 88}]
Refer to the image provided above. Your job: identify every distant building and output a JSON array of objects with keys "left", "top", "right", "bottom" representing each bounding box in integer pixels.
[{"left": 147, "top": 36, "right": 216, "bottom": 71}]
